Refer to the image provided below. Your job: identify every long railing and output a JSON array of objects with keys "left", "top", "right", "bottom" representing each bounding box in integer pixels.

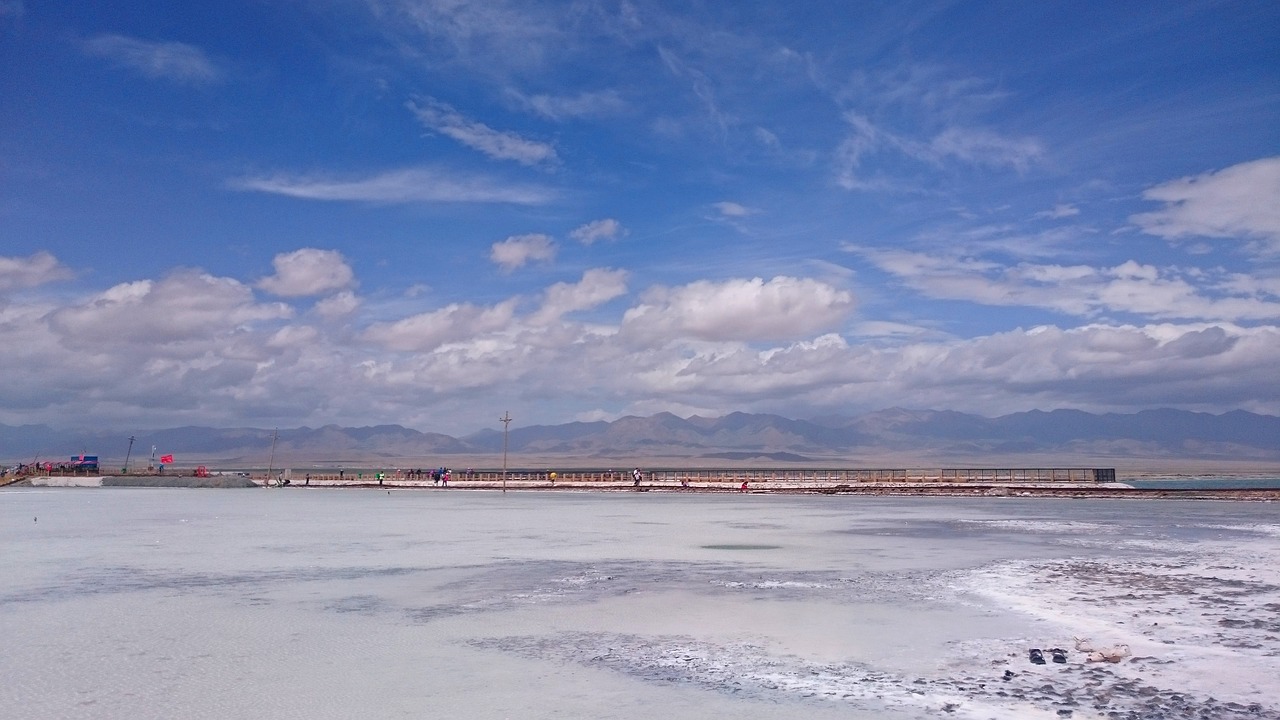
[{"left": 280, "top": 467, "right": 1116, "bottom": 486}]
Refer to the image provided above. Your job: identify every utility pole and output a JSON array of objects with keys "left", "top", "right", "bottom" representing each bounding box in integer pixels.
[
  {"left": 123, "top": 435, "right": 136, "bottom": 474},
  {"left": 266, "top": 428, "right": 278, "bottom": 487},
  {"left": 499, "top": 411, "right": 512, "bottom": 494}
]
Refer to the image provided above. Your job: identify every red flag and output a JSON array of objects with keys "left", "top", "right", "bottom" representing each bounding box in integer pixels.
[{"left": 160, "top": 454, "right": 174, "bottom": 464}]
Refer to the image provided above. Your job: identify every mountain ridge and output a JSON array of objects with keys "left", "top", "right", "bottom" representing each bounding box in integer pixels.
[{"left": 3, "top": 409, "right": 1277, "bottom": 465}]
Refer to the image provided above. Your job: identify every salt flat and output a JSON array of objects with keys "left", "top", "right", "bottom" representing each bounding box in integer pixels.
[{"left": 2, "top": 488, "right": 1277, "bottom": 719}]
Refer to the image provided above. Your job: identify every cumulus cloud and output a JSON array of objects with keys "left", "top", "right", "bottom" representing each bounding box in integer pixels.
[
  {"left": 621, "top": 276, "right": 855, "bottom": 343},
  {"left": 1131, "top": 156, "right": 1280, "bottom": 252},
  {"left": 232, "top": 167, "right": 554, "bottom": 205},
  {"left": 314, "top": 291, "right": 361, "bottom": 319},
  {"left": 2, "top": 259, "right": 1279, "bottom": 430},
  {"left": 0, "top": 251, "right": 73, "bottom": 292},
  {"left": 47, "top": 271, "right": 291, "bottom": 346},
  {"left": 257, "top": 248, "right": 355, "bottom": 297},
  {"left": 362, "top": 299, "right": 518, "bottom": 352},
  {"left": 569, "top": 218, "right": 626, "bottom": 245},
  {"left": 81, "top": 34, "right": 222, "bottom": 84},
  {"left": 617, "top": 322, "right": 1278, "bottom": 418},
  {"left": 531, "top": 268, "right": 629, "bottom": 324},
  {"left": 490, "top": 233, "right": 556, "bottom": 271},
  {"left": 408, "top": 98, "right": 558, "bottom": 166}
]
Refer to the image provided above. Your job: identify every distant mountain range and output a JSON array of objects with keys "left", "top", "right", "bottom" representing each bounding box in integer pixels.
[{"left": 3, "top": 408, "right": 1278, "bottom": 466}]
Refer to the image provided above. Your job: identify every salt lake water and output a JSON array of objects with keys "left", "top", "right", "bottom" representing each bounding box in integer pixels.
[{"left": 3, "top": 488, "right": 1278, "bottom": 719}]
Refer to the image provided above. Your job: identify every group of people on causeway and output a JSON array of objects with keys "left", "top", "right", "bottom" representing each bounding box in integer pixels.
[{"left": 384, "top": 468, "right": 455, "bottom": 485}]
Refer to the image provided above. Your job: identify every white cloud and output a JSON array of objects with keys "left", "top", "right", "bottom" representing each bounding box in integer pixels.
[
  {"left": 0, "top": 251, "right": 72, "bottom": 292},
  {"left": 833, "top": 113, "right": 886, "bottom": 190},
  {"left": 613, "top": 322, "right": 1279, "bottom": 418},
  {"left": 1035, "top": 203, "right": 1080, "bottom": 220},
  {"left": 509, "top": 89, "right": 627, "bottom": 120},
  {"left": 621, "top": 276, "right": 855, "bottom": 343},
  {"left": 408, "top": 98, "right": 558, "bottom": 166},
  {"left": 843, "top": 64, "right": 1012, "bottom": 118},
  {"left": 2, "top": 260, "right": 1278, "bottom": 430},
  {"left": 47, "top": 271, "right": 291, "bottom": 346},
  {"left": 835, "top": 112, "right": 1042, "bottom": 190},
  {"left": 1131, "top": 156, "right": 1280, "bottom": 252},
  {"left": 232, "top": 167, "right": 554, "bottom": 205},
  {"left": 258, "top": 248, "right": 355, "bottom": 297},
  {"left": 851, "top": 247, "right": 1280, "bottom": 322},
  {"left": 362, "top": 300, "right": 518, "bottom": 352},
  {"left": 490, "top": 233, "right": 556, "bottom": 271},
  {"left": 569, "top": 218, "right": 626, "bottom": 245},
  {"left": 314, "top": 291, "right": 361, "bottom": 319},
  {"left": 82, "top": 34, "right": 221, "bottom": 84},
  {"left": 712, "top": 201, "right": 757, "bottom": 218},
  {"left": 928, "top": 127, "right": 1042, "bottom": 171},
  {"left": 385, "top": 0, "right": 567, "bottom": 74},
  {"left": 531, "top": 268, "right": 629, "bottom": 324}
]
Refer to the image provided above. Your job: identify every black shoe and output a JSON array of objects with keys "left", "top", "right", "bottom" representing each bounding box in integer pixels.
[
  {"left": 1050, "top": 648, "right": 1067, "bottom": 664},
  {"left": 1029, "top": 648, "right": 1046, "bottom": 665}
]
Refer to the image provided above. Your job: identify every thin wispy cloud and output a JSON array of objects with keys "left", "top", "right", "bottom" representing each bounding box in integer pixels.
[
  {"left": 231, "top": 168, "right": 555, "bottom": 205},
  {"left": 929, "top": 127, "right": 1043, "bottom": 172},
  {"left": 81, "top": 34, "right": 222, "bottom": 84},
  {"left": 386, "top": 0, "right": 567, "bottom": 74},
  {"left": 570, "top": 218, "right": 626, "bottom": 245},
  {"left": 850, "top": 246, "right": 1280, "bottom": 322},
  {"left": 712, "top": 201, "right": 758, "bottom": 218},
  {"left": 508, "top": 89, "right": 627, "bottom": 120},
  {"left": 408, "top": 98, "right": 558, "bottom": 166},
  {"left": 835, "top": 112, "right": 1042, "bottom": 190},
  {"left": 1131, "top": 156, "right": 1280, "bottom": 253},
  {"left": 1036, "top": 204, "right": 1081, "bottom": 220}
]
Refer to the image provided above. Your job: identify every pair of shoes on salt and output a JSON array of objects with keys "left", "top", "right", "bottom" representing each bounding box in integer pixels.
[{"left": 1029, "top": 648, "right": 1068, "bottom": 665}]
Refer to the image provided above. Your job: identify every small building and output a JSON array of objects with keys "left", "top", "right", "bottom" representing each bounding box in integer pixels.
[{"left": 70, "top": 455, "right": 100, "bottom": 472}]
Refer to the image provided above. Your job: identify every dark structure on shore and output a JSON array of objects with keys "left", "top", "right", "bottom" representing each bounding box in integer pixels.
[{"left": 288, "top": 467, "right": 1118, "bottom": 486}]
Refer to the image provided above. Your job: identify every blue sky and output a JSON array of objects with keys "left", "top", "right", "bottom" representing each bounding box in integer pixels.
[{"left": 2, "top": 0, "right": 1279, "bottom": 434}]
